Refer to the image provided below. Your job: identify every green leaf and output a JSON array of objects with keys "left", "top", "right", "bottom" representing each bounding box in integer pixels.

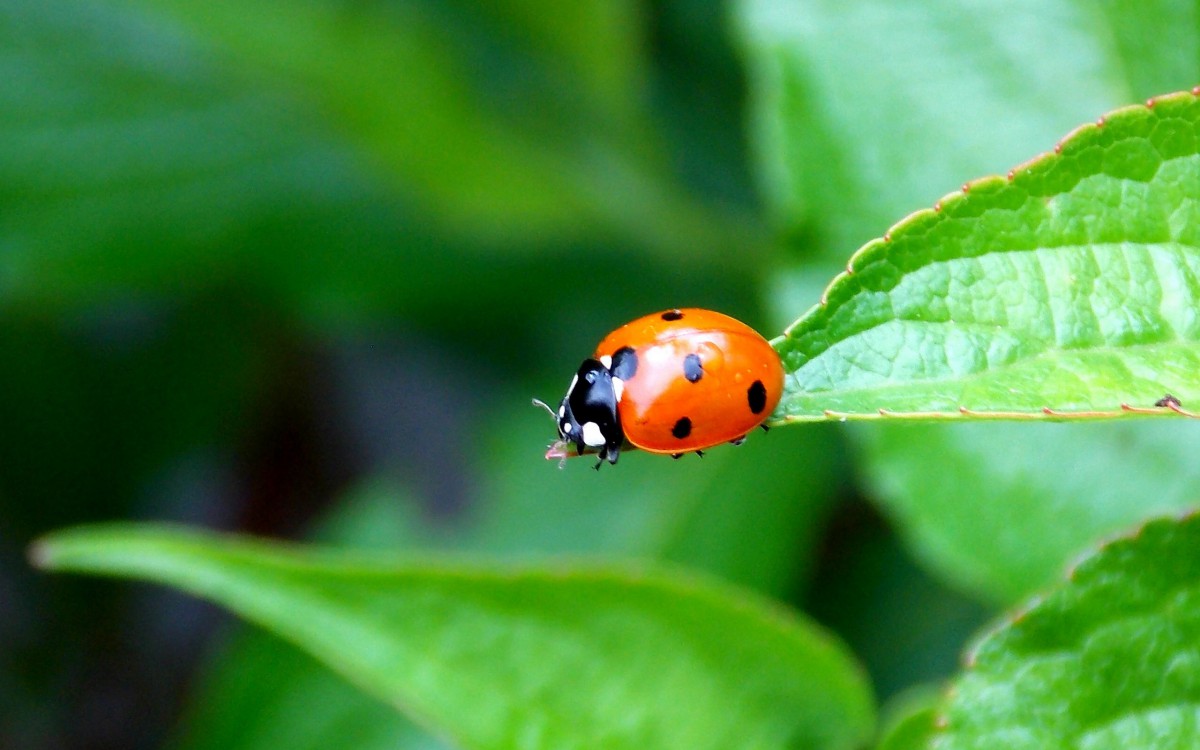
[
  {"left": 34, "top": 525, "right": 875, "bottom": 750},
  {"left": 174, "top": 481, "right": 448, "bottom": 750},
  {"left": 475, "top": 397, "right": 844, "bottom": 595},
  {"left": 735, "top": 0, "right": 1158, "bottom": 254},
  {"left": 100, "top": 0, "right": 734, "bottom": 251},
  {"left": 937, "top": 514, "right": 1200, "bottom": 749},
  {"left": 1, "top": 0, "right": 751, "bottom": 322},
  {"left": 769, "top": 91, "right": 1200, "bottom": 420},
  {"left": 858, "top": 420, "right": 1200, "bottom": 602},
  {"left": 175, "top": 406, "right": 846, "bottom": 750},
  {"left": 875, "top": 686, "right": 940, "bottom": 750},
  {"left": 1089, "top": 0, "right": 1200, "bottom": 103},
  {"left": 0, "top": 0, "right": 461, "bottom": 321},
  {"left": 175, "top": 629, "right": 444, "bottom": 750}
]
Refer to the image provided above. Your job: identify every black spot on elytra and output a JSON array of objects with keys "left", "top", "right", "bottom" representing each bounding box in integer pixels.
[
  {"left": 682, "top": 353, "right": 703, "bottom": 383},
  {"left": 747, "top": 380, "right": 767, "bottom": 414},
  {"left": 672, "top": 417, "right": 692, "bottom": 439},
  {"left": 611, "top": 346, "right": 638, "bottom": 380},
  {"left": 661, "top": 309, "right": 684, "bottom": 321}
]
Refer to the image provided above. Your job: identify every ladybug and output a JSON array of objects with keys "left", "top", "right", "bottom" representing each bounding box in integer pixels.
[{"left": 539, "top": 308, "right": 784, "bottom": 468}]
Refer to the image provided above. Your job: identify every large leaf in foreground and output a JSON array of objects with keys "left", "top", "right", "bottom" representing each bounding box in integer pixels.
[
  {"left": 176, "top": 629, "right": 446, "bottom": 750},
  {"left": 938, "top": 514, "right": 1200, "bottom": 749},
  {"left": 34, "top": 525, "right": 873, "bottom": 750},
  {"left": 771, "top": 90, "right": 1200, "bottom": 420},
  {"left": 178, "top": 412, "right": 846, "bottom": 750}
]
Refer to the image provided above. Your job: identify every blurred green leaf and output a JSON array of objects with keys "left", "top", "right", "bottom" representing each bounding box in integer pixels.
[
  {"left": 0, "top": 0, "right": 413, "bottom": 313},
  {"left": 857, "top": 420, "right": 1200, "bottom": 603},
  {"left": 474, "top": 396, "right": 845, "bottom": 594},
  {"left": 177, "top": 404, "right": 847, "bottom": 750},
  {"left": 100, "top": 0, "right": 745, "bottom": 252},
  {"left": 175, "top": 480, "right": 446, "bottom": 750},
  {"left": 938, "top": 514, "right": 1200, "bottom": 749},
  {"left": 875, "top": 687, "right": 939, "bottom": 750},
  {"left": 734, "top": 0, "right": 1195, "bottom": 253},
  {"left": 769, "top": 92, "right": 1200, "bottom": 420},
  {"left": 36, "top": 524, "right": 875, "bottom": 750},
  {"left": 1089, "top": 0, "right": 1200, "bottom": 101},
  {"left": 0, "top": 0, "right": 757, "bottom": 328},
  {"left": 175, "top": 629, "right": 446, "bottom": 750}
]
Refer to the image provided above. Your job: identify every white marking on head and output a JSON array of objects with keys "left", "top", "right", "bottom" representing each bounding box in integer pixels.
[
  {"left": 581, "top": 421, "right": 606, "bottom": 447},
  {"left": 557, "top": 404, "right": 565, "bottom": 418},
  {"left": 562, "top": 422, "right": 573, "bottom": 434},
  {"left": 599, "top": 354, "right": 612, "bottom": 369},
  {"left": 612, "top": 377, "right": 624, "bottom": 402}
]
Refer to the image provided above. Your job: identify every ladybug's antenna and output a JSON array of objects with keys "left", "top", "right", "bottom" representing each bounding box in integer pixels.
[{"left": 531, "top": 398, "right": 557, "bottom": 421}]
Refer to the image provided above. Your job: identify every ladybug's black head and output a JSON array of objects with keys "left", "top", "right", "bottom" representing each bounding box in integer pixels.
[{"left": 555, "top": 358, "right": 624, "bottom": 467}]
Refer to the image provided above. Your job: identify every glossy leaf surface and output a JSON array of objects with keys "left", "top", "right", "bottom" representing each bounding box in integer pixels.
[
  {"left": 34, "top": 525, "right": 874, "bottom": 750},
  {"left": 939, "top": 514, "right": 1200, "bottom": 749},
  {"left": 766, "top": 91, "right": 1200, "bottom": 421}
]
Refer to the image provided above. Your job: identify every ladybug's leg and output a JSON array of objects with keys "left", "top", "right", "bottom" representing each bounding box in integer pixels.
[
  {"left": 729, "top": 435, "right": 747, "bottom": 446},
  {"left": 671, "top": 453, "right": 683, "bottom": 459},
  {"left": 694, "top": 451, "right": 704, "bottom": 458},
  {"left": 599, "top": 438, "right": 621, "bottom": 468},
  {"left": 759, "top": 423, "right": 770, "bottom": 433}
]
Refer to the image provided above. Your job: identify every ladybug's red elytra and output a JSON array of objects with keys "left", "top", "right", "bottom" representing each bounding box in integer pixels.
[{"left": 540, "top": 308, "right": 784, "bottom": 468}]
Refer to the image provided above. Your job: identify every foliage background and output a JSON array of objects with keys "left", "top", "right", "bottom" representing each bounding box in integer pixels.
[{"left": 2, "top": 1, "right": 1197, "bottom": 749}]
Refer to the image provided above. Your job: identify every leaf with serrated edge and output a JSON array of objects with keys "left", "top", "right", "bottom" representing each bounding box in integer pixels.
[
  {"left": 937, "top": 513, "right": 1200, "bottom": 750},
  {"left": 32, "top": 524, "right": 874, "bottom": 750},
  {"left": 773, "top": 90, "right": 1200, "bottom": 422}
]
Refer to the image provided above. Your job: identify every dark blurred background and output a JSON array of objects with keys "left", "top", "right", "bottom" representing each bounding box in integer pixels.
[{"left": 12, "top": 0, "right": 1182, "bottom": 747}]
